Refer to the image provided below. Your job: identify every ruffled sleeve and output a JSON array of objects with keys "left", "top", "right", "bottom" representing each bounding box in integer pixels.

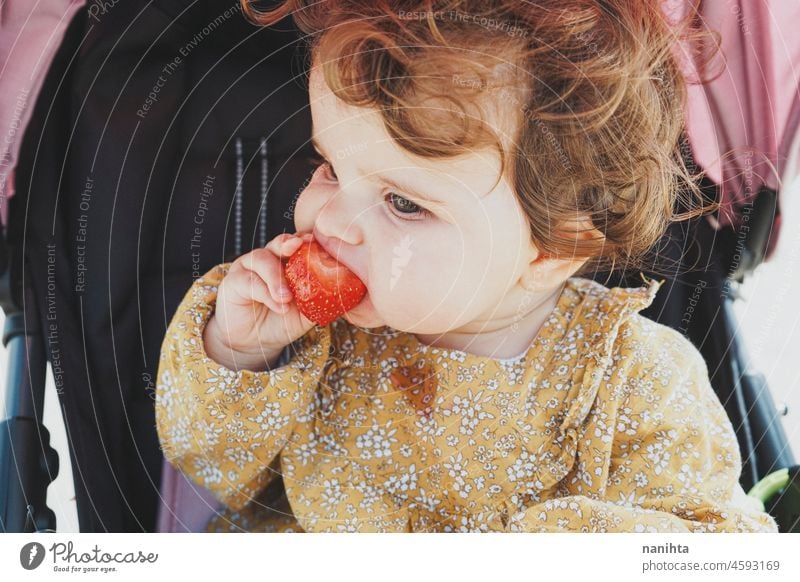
[
  {"left": 507, "top": 320, "right": 778, "bottom": 532},
  {"left": 155, "top": 263, "right": 331, "bottom": 511}
]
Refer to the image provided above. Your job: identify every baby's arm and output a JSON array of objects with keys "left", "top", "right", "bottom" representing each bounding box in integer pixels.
[
  {"left": 507, "top": 336, "right": 778, "bottom": 533},
  {"left": 155, "top": 263, "right": 331, "bottom": 511}
]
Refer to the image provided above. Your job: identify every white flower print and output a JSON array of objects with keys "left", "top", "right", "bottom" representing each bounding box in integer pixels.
[
  {"left": 292, "top": 436, "right": 319, "bottom": 467},
  {"left": 414, "top": 414, "right": 446, "bottom": 443},
  {"left": 616, "top": 407, "right": 639, "bottom": 435},
  {"left": 205, "top": 366, "right": 243, "bottom": 400},
  {"left": 355, "top": 480, "right": 381, "bottom": 513},
  {"left": 433, "top": 349, "right": 466, "bottom": 364},
  {"left": 205, "top": 401, "right": 227, "bottom": 421},
  {"left": 617, "top": 489, "right": 648, "bottom": 508},
  {"left": 319, "top": 431, "right": 349, "bottom": 457},
  {"left": 196, "top": 418, "right": 223, "bottom": 448},
  {"left": 193, "top": 456, "right": 223, "bottom": 487},
  {"left": 224, "top": 418, "right": 247, "bottom": 442},
  {"left": 496, "top": 391, "right": 521, "bottom": 420},
  {"left": 224, "top": 446, "right": 255, "bottom": 471},
  {"left": 487, "top": 484, "right": 503, "bottom": 498},
  {"left": 385, "top": 464, "right": 419, "bottom": 499},
  {"left": 250, "top": 400, "right": 290, "bottom": 440},
  {"left": 507, "top": 449, "right": 536, "bottom": 483},
  {"left": 412, "top": 488, "right": 442, "bottom": 513},
  {"left": 156, "top": 370, "right": 177, "bottom": 419},
  {"left": 498, "top": 360, "right": 525, "bottom": 385},
  {"left": 443, "top": 453, "right": 474, "bottom": 499},
  {"left": 320, "top": 478, "right": 345, "bottom": 510},
  {"left": 645, "top": 430, "right": 677, "bottom": 475},
  {"left": 370, "top": 335, "right": 388, "bottom": 353},
  {"left": 356, "top": 422, "right": 398, "bottom": 460},
  {"left": 445, "top": 389, "right": 495, "bottom": 436},
  {"left": 336, "top": 518, "right": 359, "bottom": 532},
  {"left": 165, "top": 416, "right": 192, "bottom": 456}
]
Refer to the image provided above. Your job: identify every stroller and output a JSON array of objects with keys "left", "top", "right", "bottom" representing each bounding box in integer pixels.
[{"left": 1, "top": 0, "right": 799, "bottom": 533}]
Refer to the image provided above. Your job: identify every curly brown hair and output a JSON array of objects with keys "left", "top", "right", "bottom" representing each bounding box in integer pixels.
[{"left": 241, "top": 0, "right": 718, "bottom": 276}]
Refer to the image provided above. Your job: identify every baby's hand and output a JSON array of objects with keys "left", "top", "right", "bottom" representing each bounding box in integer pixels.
[{"left": 204, "top": 232, "right": 316, "bottom": 371}]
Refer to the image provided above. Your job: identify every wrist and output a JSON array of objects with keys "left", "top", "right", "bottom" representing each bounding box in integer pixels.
[{"left": 203, "top": 315, "right": 283, "bottom": 372}]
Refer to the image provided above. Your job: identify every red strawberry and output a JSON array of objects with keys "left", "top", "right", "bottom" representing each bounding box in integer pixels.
[{"left": 283, "top": 240, "right": 367, "bottom": 326}]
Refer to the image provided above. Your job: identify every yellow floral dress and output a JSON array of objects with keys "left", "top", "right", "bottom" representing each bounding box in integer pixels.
[{"left": 155, "top": 264, "right": 777, "bottom": 533}]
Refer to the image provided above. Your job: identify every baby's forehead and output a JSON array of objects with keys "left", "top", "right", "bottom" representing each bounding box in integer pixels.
[
  {"left": 309, "top": 60, "right": 525, "bottom": 141},
  {"left": 308, "top": 64, "right": 516, "bottom": 202}
]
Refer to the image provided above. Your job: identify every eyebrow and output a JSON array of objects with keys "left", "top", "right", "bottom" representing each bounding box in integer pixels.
[
  {"left": 310, "top": 134, "right": 448, "bottom": 207},
  {"left": 379, "top": 175, "right": 448, "bottom": 207}
]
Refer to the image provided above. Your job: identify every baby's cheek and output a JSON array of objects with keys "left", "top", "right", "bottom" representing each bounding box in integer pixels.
[{"left": 376, "top": 257, "right": 471, "bottom": 331}]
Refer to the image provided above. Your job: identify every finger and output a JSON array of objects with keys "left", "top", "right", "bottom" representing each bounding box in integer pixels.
[
  {"left": 224, "top": 266, "right": 288, "bottom": 314},
  {"left": 269, "top": 302, "right": 316, "bottom": 344},
  {"left": 230, "top": 250, "right": 293, "bottom": 308},
  {"left": 265, "top": 232, "right": 308, "bottom": 259},
  {"left": 241, "top": 248, "right": 294, "bottom": 305}
]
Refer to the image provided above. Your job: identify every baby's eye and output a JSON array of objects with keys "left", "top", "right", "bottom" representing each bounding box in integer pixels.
[{"left": 385, "top": 192, "right": 431, "bottom": 220}]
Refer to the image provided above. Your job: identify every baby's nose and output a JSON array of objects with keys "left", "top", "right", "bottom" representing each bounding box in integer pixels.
[{"left": 313, "top": 191, "right": 363, "bottom": 247}]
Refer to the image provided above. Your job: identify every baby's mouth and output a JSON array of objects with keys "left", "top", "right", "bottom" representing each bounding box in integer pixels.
[
  {"left": 285, "top": 232, "right": 368, "bottom": 325},
  {"left": 311, "top": 230, "right": 368, "bottom": 287}
]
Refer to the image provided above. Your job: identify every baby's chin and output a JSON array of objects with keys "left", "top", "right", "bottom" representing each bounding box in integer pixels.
[{"left": 341, "top": 291, "right": 451, "bottom": 332}]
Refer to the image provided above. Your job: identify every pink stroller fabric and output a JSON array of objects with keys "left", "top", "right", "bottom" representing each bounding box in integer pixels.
[
  {"left": 679, "top": 0, "right": 800, "bottom": 259},
  {"left": 0, "top": 0, "right": 86, "bottom": 226}
]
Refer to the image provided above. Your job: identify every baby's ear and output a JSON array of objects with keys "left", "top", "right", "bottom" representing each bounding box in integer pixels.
[{"left": 520, "top": 217, "right": 604, "bottom": 292}]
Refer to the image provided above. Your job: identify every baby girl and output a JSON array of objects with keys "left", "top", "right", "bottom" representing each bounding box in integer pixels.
[{"left": 156, "top": 0, "right": 777, "bottom": 532}]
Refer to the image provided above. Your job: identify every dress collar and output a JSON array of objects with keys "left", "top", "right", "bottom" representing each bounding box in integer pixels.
[
  {"left": 379, "top": 275, "right": 663, "bottom": 419},
  {"left": 389, "top": 275, "right": 662, "bottom": 369}
]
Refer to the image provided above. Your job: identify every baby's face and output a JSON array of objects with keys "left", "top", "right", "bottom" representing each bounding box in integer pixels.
[{"left": 293, "top": 66, "right": 543, "bottom": 336}]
